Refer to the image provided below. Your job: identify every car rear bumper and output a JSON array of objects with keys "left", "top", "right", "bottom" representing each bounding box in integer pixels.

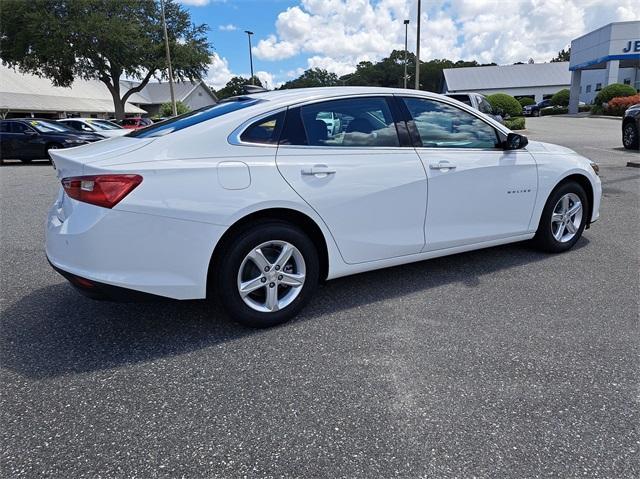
[{"left": 45, "top": 191, "right": 226, "bottom": 300}]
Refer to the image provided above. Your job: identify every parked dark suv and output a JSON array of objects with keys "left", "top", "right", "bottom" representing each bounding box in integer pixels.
[
  {"left": 622, "top": 103, "right": 639, "bottom": 150},
  {"left": 0, "top": 119, "right": 104, "bottom": 163}
]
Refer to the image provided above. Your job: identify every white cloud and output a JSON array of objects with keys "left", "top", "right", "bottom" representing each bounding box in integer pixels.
[
  {"left": 253, "top": 35, "right": 300, "bottom": 61},
  {"left": 204, "top": 53, "right": 234, "bottom": 90},
  {"left": 177, "top": 0, "right": 211, "bottom": 6},
  {"left": 218, "top": 24, "right": 237, "bottom": 31},
  {"left": 251, "top": 0, "right": 640, "bottom": 76}
]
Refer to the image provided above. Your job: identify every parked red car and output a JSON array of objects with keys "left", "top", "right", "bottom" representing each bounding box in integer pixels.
[{"left": 121, "top": 117, "right": 153, "bottom": 130}]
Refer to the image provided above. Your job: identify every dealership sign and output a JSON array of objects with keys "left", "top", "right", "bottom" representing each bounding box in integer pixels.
[{"left": 622, "top": 40, "right": 640, "bottom": 53}]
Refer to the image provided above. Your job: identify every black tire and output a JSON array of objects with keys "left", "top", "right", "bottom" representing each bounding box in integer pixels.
[
  {"left": 214, "top": 220, "right": 319, "bottom": 328},
  {"left": 532, "top": 181, "right": 588, "bottom": 253},
  {"left": 622, "top": 122, "right": 639, "bottom": 150},
  {"left": 533, "top": 109, "right": 540, "bottom": 117}
]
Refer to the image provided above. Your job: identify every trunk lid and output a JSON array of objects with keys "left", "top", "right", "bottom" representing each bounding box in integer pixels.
[{"left": 49, "top": 136, "right": 155, "bottom": 178}]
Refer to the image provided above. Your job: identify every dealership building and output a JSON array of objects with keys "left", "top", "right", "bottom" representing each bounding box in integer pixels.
[
  {"left": 443, "top": 21, "right": 639, "bottom": 110},
  {"left": 568, "top": 21, "right": 639, "bottom": 113}
]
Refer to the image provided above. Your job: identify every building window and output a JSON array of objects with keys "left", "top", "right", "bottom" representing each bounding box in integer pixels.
[
  {"left": 624, "top": 78, "right": 631, "bottom": 85},
  {"left": 586, "top": 85, "right": 591, "bottom": 93},
  {"left": 595, "top": 83, "right": 602, "bottom": 91}
]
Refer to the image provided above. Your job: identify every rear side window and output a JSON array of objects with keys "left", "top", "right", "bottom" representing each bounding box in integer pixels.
[
  {"left": 0, "top": 122, "right": 8, "bottom": 133},
  {"left": 447, "top": 94, "right": 472, "bottom": 106},
  {"left": 128, "top": 98, "right": 264, "bottom": 138},
  {"left": 294, "top": 97, "right": 399, "bottom": 147},
  {"left": 240, "top": 112, "right": 284, "bottom": 144}
]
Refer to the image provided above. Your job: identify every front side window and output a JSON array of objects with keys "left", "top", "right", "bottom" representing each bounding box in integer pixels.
[
  {"left": 240, "top": 112, "right": 284, "bottom": 144},
  {"left": 11, "top": 122, "right": 32, "bottom": 134},
  {"left": 403, "top": 97, "right": 498, "bottom": 149},
  {"left": 298, "top": 97, "right": 399, "bottom": 147}
]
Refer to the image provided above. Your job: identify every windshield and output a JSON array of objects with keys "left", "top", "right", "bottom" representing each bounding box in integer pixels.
[
  {"left": 28, "top": 120, "right": 73, "bottom": 133},
  {"left": 87, "top": 120, "right": 121, "bottom": 130},
  {"left": 127, "top": 98, "right": 265, "bottom": 138}
]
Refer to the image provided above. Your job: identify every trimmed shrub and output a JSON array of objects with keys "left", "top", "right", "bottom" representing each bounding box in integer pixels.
[
  {"left": 160, "top": 101, "right": 190, "bottom": 117},
  {"left": 594, "top": 83, "right": 637, "bottom": 106},
  {"left": 604, "top": 94, "right": 640, "bottom": 116},
  {"left": 541, "top": 106, "right": 568, "bottom": 116},
  {"left": 518, "top": 97, "right": 536, "bottom": 107},
  {"left": 505, "top": 117, "right": 525, "bottom": 130},
  {"left": 487, "top": 93, "right": 523, "bottom": 117},
  {"left": 550, "top": 89, "right": 570, "bottom": 107}
]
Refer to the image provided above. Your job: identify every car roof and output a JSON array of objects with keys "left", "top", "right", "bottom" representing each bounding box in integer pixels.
[{"left": 238, "top": 86, "right": 449, "bottom": 109}]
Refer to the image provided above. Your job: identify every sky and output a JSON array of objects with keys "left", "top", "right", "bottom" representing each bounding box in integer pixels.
[{"left": 176, "top": 0, "right": 640, "bottom": 90}]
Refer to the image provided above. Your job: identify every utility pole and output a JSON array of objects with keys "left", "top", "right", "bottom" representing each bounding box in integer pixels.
[
  {"left": 160, "top": 0, "right": 177, "bottom": 116},
  {"left": 403, "top": 19, "right": 410, "bottom": 88},
  {"left": 415, "top": 0, "right": 421, "bottom": 90},
  {"left": 245, "top": 30, "right": 255, "bottom": 85}
]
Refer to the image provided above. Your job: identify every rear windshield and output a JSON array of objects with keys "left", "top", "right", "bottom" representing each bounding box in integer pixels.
[{"left": 127, "top": 98, "right": 264, "bottom": 138}]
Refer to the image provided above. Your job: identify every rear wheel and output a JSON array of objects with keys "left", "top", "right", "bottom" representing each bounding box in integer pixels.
[
  {"left": 532, "top": 181, "right": 588, "bottom": 253},
  {"left": 215, "top": 221, "right": 319, "bottom": 328},
  {"left": 622, "top": 122, "right": 639, "bottom": 150}
]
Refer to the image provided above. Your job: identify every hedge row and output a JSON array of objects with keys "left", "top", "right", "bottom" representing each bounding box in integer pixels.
[{"left": 504, "top": 117, "right": 525, "bottom": 130}]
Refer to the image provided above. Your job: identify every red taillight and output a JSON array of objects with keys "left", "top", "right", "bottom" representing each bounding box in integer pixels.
[{"left": 61, "top": 174, "right": 142, "bottom": 209}]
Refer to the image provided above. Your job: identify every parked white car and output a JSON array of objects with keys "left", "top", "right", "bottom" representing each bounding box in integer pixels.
[
  {"left": 47, "top": 87, "right": 601, "bottom": 327},
  {"left": 57, "top": 118, "right": 129, "bottom": 138}
]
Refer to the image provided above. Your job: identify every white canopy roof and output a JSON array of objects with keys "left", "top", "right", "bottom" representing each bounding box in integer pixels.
[{"left": 0, "top": 65, "right": 147, "bottom": 114}]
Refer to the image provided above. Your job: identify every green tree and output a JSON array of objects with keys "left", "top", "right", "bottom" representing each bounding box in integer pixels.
[
  {"left": 0, "top": 0, "right": 211, "bottom": 120},
  {"left": 550, "top": 89, "right": 570, "bottom": 107},
  {"left": 551, "top": 47, "right": 571, "bottom": 62},
  {"left": 280, "top": 68, "right": 339, "bottom": 89},
  {"left": 215, "top": 76, "right": 263, "bottom": 99},
  {"left": 160, "top": 100, "right": 189, "bottom": 117}
]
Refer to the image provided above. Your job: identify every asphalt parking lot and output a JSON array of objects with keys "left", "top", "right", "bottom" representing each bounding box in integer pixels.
[{"left": 1, "top": 116, "right": 638, "bottom": 478}]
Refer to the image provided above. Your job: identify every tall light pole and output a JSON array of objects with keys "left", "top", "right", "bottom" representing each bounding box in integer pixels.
[
  {"left": 403, "top": 19, "right": 410, "bottom": 89},
  {"left": 160, "top": 0, "right": 177, "bottom": 116},
  {"left": 244, "top": 30, "right": 255, "bottom": 85},
  {"left": 415, "top": 0, "right": 421, "bottom": 90}
]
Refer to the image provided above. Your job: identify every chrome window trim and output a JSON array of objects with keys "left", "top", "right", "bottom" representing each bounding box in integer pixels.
[{"left": 227, "top": 107, "right": 286, "bottom": 148}]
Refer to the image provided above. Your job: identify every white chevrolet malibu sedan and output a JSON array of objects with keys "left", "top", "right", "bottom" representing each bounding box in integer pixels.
[{"left": 47, "top": 87, "right": 602, "bottom": 327}]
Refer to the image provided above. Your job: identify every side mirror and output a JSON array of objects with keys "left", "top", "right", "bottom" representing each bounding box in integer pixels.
[{"left": 504, "top": 132, "right": 528, "bottom": 150}]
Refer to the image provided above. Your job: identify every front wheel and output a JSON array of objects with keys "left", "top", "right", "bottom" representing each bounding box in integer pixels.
[
  {"left": 532, "top": 181, "right": 588, "bottom": 253},
  {"left": 215, "top": 221, "right": 319, "bottom": 328},
  {"left": 622, "top": 122, "right": 639, "bottom": 150}
]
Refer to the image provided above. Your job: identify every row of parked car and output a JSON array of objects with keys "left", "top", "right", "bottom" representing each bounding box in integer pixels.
[{"left": 0, "top": 117, "right": 155, "bottom": 162}]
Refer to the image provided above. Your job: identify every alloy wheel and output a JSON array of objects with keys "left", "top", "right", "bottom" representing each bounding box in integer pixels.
[
  {"left": 550, "top": 192, "right": 583, "bottom": 243},
  {"left": 237, "top": 240, "right": 306, "bottom": 313},
  {"left": 623, "top": 124, "right": 637, "bottom": 148}
]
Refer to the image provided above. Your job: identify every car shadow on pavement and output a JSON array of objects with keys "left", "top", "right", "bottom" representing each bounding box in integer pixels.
[{"left": 0, "top": 238, "right": 589, "bottom": 379}]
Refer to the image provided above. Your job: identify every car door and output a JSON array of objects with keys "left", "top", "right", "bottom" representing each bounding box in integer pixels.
[
  {"left": 9, "top": 122, "right": 42, "bottom": 159},
  {"left": 400, "top": 96, "right": 537, "bottom": 251},
  {"left": 276, "top": 96, "right": 427, "bottom": 264}
]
